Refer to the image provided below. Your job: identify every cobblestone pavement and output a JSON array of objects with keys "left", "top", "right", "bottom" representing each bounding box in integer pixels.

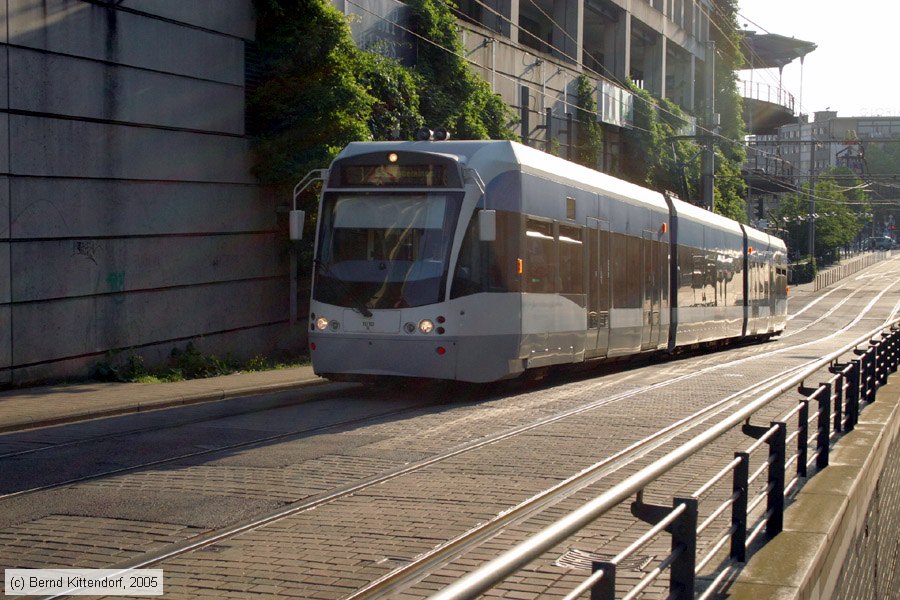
[{"left": 1, "top": 259, "right": 898, "bottom": 599}]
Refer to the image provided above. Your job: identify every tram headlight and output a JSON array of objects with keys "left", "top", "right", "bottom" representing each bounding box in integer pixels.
[
  {"left": 418, "top": 319, "right": 435, "bottom": 334},
  {"left": 316, "top": 316, "right": 330, "bottom": 331}
]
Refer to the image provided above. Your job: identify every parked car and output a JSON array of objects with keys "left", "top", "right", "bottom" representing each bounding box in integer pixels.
[{"left": 867, "top": 236, "right": 895, "bottom": 251}]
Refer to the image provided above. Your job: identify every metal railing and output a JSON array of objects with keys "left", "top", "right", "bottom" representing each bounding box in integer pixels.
[
  {"left": 740, "top": 80, "right": 795, "bottom": 113},
  {"left": 815, "top": 251, "right": 887, "bottom": 291},
  {"left": 430, "top": 319, "right": 900, "bottom": 600}
]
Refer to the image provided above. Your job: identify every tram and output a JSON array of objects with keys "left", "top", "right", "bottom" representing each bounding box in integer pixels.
[{"left": 304, "top": 139, "right": 787, "bottom": 383}]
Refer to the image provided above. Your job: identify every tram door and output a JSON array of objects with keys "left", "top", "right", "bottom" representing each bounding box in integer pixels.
[
  {"left": 586, "top": 218, "right": 610, "bottom": 357},
  {"left": 748, "top": 257, "right": 760, "bottom": 335},
  {"left": 641, "top": 230, "right": 662, "bottom": 350}
]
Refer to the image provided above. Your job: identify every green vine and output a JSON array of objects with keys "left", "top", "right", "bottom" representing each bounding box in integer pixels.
[
  {"left": 573, "top": 75, "right": 603, "bottom": 169},
  {"left": 404, "top": 0, "right": 517, "bottom": 139}
]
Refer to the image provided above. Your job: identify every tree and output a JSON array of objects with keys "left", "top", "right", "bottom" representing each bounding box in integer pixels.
[
  {"left": 709, "top": 0, "right": 748, "bottom": 221},
  {"left": 249, "top": 0, "right": 374, "bottom": 189},
  {"left": 404, "top": 0, "right": 516, "bottom": 139},
  {"left": 357, "top": 50, "right": 425, "bottom": 141},
  {"left": 774, "top": 167, "right": 868, "bottom": 263},
  {"left": 865, "top": 141, "right": 900, "bottom": 175},
  {"left": 573, "top": 75, "right": 603, "bottom": 169},
  {"left": 621, "top": 82, "right": 701, "bottom": 201}
]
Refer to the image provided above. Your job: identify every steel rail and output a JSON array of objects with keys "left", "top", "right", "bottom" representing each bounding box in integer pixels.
[
  {"left": 0, "top": 398, "right": 447, "bottom": 502},
  {"left": 352, "top": 281, "right": 899, "bottom": 599},
  {"left": 429, "top": 317, "right": 900, "bottom": 600},
  {"left": 345, "top": 345, "right": 831, "bottom": 599},
  {"left": 40, "top": 342, "right": 794, "bottom": 599},
  {"left": 0, "top": 384, "right": 335, "bottom": 461},
  {"left": 35, "top": 270, "right": 899, "bottom": 599}
]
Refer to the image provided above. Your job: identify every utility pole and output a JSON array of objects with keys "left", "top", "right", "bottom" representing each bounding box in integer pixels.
[
  {"left": 808, "top": 131, "right": 816, "bottom": 262},
  {"left": 701, "top": 41, "right": 716, "bottom": 211}
]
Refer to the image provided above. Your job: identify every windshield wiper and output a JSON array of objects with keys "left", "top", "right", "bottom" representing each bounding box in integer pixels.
[{"left": 314, "top": 259, "right": 373, "bottom": 318}]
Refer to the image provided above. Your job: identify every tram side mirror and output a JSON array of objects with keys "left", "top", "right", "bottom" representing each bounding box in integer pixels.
[
  {"left": 289, "top": 209, "right": 305, "bottom": 241},
  {"left": 478, "top": 210, "right": 496, "bottom": 242}
]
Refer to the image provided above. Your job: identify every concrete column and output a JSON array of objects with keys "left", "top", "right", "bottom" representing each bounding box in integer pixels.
[
  {"left": 646, "top": 34, "right": 665, "bottom": 98},
  {"left": 613, "top": 10, "right": 631, "bottom": 82},
  {"left": 687, "top": 54, "right": 696, "bottom": 111},
  {"left": 0, "top": 175, "right": 9, "bottom": 382},
  {"left": 509, "top": 0, "right": 520, "bottom": 46}
]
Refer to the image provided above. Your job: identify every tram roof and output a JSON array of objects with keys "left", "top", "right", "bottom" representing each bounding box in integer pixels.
[
  {"left": 335, "top": 140, "right": 669, "bottom": 210},
  {"left": 334, "top": 141, "right": 779, "bottom": 247}
]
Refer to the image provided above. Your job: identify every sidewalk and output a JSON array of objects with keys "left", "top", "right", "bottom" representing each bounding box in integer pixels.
[{"left": 0, "top": 366, "right": 324, "bottom": 434}]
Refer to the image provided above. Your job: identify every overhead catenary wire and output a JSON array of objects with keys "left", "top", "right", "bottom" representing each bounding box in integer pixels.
[
  {"left": 343, "top": 0, "right": 657, "bottom": 137},
  {"left": 344, "top": 0, "right": 890, "bottom": 197}
]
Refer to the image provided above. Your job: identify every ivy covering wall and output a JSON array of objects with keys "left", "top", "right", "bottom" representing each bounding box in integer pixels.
[
  {"left": 249, "top": 0, "right": 749, "bottom": 225},
  {"left": 249, "top": 0, "right": 514, "bottom": 199}
]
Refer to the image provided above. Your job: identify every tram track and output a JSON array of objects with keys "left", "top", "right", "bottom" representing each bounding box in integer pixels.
[
  {"left": 6, "top": 263, "right": 895, "bottom": 600},
  {"left": 5, "top": 275, "right": 883, "bottom": 503},
  {"left": 349, "top": 275, "right": 900, "bottom": 598},
  {"left": 32, "top": 273, "right": 900, "bottom": 599},
  {"left": 0, "top": 389, "right": 338, "bottom": 462},
  {"left": 0, "top": 398, "right": 444, "bottom": 502}
]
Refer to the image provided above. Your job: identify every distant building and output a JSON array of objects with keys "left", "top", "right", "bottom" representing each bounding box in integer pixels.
[
  {"left": 778, "top": 112, "right": 900, "bottom": 180},
  {"left": 746, "top": 111, "right": 900, "bottom": 243}
]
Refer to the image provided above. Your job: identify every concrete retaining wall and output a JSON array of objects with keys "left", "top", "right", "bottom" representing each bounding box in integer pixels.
[
  {"left": 832, "top": 428, "right": 900, "bottom": 599},
  {"left": 1, "top": 1, "right": 291, "bottom": 385}
]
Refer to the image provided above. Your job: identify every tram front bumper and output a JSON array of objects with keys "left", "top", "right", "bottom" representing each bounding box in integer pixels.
[{"left": 310, "top": 335, "right": 458, "bottom": 381}]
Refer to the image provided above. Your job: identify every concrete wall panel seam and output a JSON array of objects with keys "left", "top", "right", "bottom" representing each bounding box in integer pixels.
[
  {"left": 111, "top": 0, "right": 256, "bottom": 41},
  {"left": 10, "top": 115, "right": 256, "bottom": 183},
  {"left": 12, "top": 277, "right": 289, "bottom": 365},
  {"left": 9, "top": 0, "right": 245, "bottom": 85},
  {"left": 10, "top": 178, "right": 278, "bottom": 238},
  {"left": 6, "top": 107, "right": 247, "bottom": 139},
  {"left": 11, "top": 273, "right": 289, "bottom": 306}
]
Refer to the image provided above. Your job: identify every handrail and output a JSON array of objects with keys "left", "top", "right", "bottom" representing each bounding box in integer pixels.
[{"left": 429, "top": 317, "right": 900, "bottom": 600}]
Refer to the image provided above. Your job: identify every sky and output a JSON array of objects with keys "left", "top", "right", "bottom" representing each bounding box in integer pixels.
[{"left": 736, "top": 1, "right": 900, "bottom": 118}]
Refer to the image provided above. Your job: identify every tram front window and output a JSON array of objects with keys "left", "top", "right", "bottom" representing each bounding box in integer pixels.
[{"left": 314, "top": 192, "right": 463, "bottom": 309}]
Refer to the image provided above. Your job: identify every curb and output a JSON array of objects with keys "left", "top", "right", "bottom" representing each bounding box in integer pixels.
[{"left": 0, "top": 377, "right": 329, "bottom": 435}]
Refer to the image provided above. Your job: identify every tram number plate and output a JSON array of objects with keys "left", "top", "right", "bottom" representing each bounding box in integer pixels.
[{"left": 342, "top": 310, "right": 401, "bottom": 333}]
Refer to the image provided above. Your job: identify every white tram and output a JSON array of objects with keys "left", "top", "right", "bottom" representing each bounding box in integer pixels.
[{"left": 306, "top": 140, "right": 787, "bottom": 383}]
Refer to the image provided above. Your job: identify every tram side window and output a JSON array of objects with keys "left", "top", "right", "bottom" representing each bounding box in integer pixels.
[
  {"left": 611, "top": 232, "right": 640, "bottom": 308},
  {"left": 450, "top": 210, "right": 521, "bottom": 298},
  {"left": 558, "top": 225, "right": 584, "bottom": 296},
  {"left": 450, "top": 213, "right": 485, "bottom": 298},
  {"left": 526, "top": 219, "right": 555, "bottom": 293}
]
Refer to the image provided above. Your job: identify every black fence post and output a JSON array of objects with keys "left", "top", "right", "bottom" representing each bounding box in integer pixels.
[
  {"left": 590, "top": 561, "right": 616, "bottom": 600},
  {"left": 730, "top": 452, "right": 750, "bottom": 562},
  {"left": 796, "top": 399, "right": 809, "bottom": 478},
  {"left": 866, "top": 346, "right": 877, "bottom": 402},
  {"left": 890, "top": 327, "right": 899, "bottom": 373},
  {"left": 669, "top": 497, "right": 698, "bottom": 600},
  {"left": 631, "top": 494, "right": 698, "bottom": 600},
  {"left": 816, "top": 382, "right": 832, "bottom": 470},
  {"left": 767, "top": 422, "right": 787, "bottom": 538},
  {"left": 847, "top": 359, "right": 861, "bottom": 430},
  {"left": 878, "top": 337, "right": 890, "bottom": 386}
]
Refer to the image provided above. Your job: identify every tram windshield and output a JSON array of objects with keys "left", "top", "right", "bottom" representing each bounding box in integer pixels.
[{"left": 314, "top": 191, "right": 464, "bottom": 309}]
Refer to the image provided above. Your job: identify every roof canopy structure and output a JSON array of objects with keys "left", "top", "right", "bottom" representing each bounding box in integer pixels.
[{"left": 740, "top": 32, "right": 817, "bottom": 70}]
